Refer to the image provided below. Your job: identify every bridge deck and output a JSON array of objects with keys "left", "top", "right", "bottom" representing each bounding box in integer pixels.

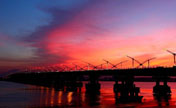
[{"left": 29, "top": 67, "right": 176, "bottom": 76}]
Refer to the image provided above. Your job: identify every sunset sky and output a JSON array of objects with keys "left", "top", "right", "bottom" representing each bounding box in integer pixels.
[{"left": 0, "top": 0, "right": 176, "bottom": 72}]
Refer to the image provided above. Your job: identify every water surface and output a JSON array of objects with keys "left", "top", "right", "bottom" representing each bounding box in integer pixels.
[{"left": 1, "top": 81, "right": 176, "bottom": 108}]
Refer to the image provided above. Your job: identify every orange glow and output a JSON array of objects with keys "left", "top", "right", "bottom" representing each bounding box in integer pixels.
[
  {"left": 67, "top": 92, "right": 73, "bottom": 104},
  {"left": 44, "top": 23, "right": 176, "bottom": 68},
  {"left": 50, "top": 88, "right": 55, "bottom": 106},
  {"left": 57, "top": 91, "right": 63, "bottom": 105},
  {"left": 2, "top": 1, "right": 176, "bottom": 71}
]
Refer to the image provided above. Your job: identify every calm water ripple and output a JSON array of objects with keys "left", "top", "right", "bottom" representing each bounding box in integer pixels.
[{"left": 1, "top": 81, "right": 176, "bottom": 108}]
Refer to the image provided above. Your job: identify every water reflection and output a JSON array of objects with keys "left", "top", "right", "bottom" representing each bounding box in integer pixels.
[
  {"left": 30, "top": 83, "right": 173, "bottom": 108},
  {"left": 36, "top": 87, "right": 85, "bottom": 107},
  {"left": 44, "top": 87, "right": 49, "bottom": 106},
  {"left": 50, "top": 88, "right": 55, "bottom": 106},
  {"left": 153, "top": 94, "right": 171, "bottom": 107},
  {"left": 67, "top": 92, "right": 73, "bottom": 104},
  {"left": 2, "top": 81, "right": 176, "bottom": 108},
  {"left": 57, "top": 91, "right": 62, "bottom": 105},
  {"left": 85, "top": 91, "right": 101, "bottom": 106},
  {"left": 31, "top": 86, "right": 102, "bottom": 108}
]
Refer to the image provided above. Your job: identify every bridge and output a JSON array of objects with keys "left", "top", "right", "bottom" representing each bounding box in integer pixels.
[
  {"left": 4, "top": 66, "right": 176, "bottom": 103},
  {"left": 3, "top": 50, "right": 176, "bottom": 103}
]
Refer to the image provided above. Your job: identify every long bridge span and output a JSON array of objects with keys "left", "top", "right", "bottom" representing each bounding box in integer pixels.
[
  {"left": 4, "top": 67, "right": 176, "bottom": 103},
  {"left": 52, "top": 67, "right": 176, "bottom": 76}
]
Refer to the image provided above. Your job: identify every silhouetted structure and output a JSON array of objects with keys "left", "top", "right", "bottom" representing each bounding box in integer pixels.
[
  {"left": 4, "top": 67, "right": 176, "bottom": 103},
  {"left": 114, "top": 75, "right": 142, "bottom": 103},
  {"left": 167, "top": 50, "right": 176, "bottom": 66}
]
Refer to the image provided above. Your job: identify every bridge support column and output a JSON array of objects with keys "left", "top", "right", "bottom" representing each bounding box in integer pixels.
[
  {"left": 63, "top": 74, "right": 83, "bottom": 92},
  {"left": 153, "top": 76, "right": 171, "bottom": 95},
  {"left": 53, "top": 80, "right": 65, "bottom": 91},
  {"left": 86, "top": 74, "right": 100, "bottom": 93},
  {"left": 114, "top": 75, "right": 143, "bottom": 103},
  {"left": 43, "top": 74, "right": 57, "bottom": 87},
  {"left": 51, "top": 74, "right": 66, "bottom": 91},
  {"left": 65, "top": 81, "right": 83, "bottom": 92}
]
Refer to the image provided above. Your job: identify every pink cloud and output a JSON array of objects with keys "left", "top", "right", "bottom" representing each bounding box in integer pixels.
[{"left": 17, "top": 3, "right": 176, "bottom": 68}]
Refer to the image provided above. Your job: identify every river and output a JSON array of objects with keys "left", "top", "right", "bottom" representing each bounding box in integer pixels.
[{"left": 1, "top": 81, "right": 176, "bottom": 108}]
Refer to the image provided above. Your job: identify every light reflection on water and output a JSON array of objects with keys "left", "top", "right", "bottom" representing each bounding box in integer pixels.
[{"left": 1, "top": 81, "right": 176, "bottom": 108}]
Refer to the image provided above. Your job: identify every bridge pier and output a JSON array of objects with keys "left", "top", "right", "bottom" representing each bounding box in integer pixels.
[
  {"left": 51, "top": 74, "right": 83, "bottom": 92},
  {"left": 86, "top": 74, "right": 100, "bottom": 93},
  {"left": 114, "top": 75, "right": 143, "bottom": 103},
  {"left": 53, "top": 75, "right": 65, "bottom": 91},
  {"left": 153, "top": 76, "right": 171, "bottom": 95},
  {"left": 65, "top": 81, "right": 83, "bottom": 92},
  {"left": 53, "top": 80, "right": 65, "bottom": 91},
  {"left": 64, "top": 74, "right": 83, "bottom": 92},
  {"left": 154, "top": 93, "right": 171, "bottom": 106},
  {"left": 42, "top": 73, "right": 57, "bottom": 87}
]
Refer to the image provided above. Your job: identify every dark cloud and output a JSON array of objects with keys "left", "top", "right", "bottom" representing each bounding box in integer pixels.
[
  {"left": 25, "top": 2, "right": 91, "bottom": 42},
  {"left": 22, "top": 3, "right": 91, "bottom": 65},
  {"left": 0, "top": 58, "right": 35, "bottom": 63}
]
